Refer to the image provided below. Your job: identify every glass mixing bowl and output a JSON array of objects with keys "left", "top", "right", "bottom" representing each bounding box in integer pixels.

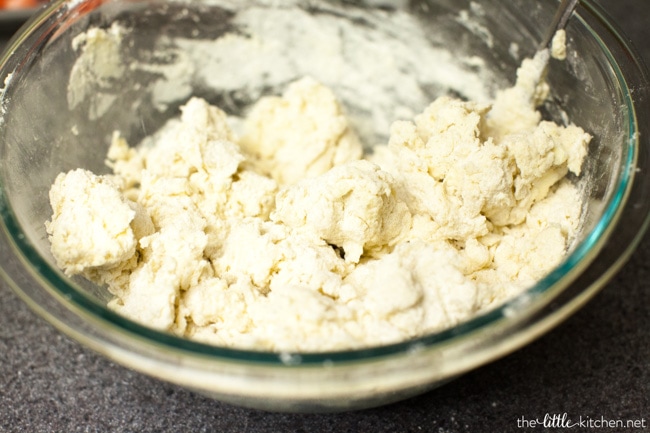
[{"left": 0, "top": 0, "right": 648, "bottom": 412}]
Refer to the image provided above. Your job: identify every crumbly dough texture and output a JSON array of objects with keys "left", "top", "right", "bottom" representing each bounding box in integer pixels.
[{"left": 47, "top": 52, "right": 590, "bottom": 352}]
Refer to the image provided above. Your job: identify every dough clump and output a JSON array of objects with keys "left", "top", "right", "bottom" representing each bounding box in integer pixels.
[{"left": 46, "top": 58, "right": 590, "bottom": 352}]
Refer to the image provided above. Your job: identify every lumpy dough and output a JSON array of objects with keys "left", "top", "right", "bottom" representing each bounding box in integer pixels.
[
  {"left": 46, "top": 52, "right": 590, "bottom": 352},
  {"left": 240, "top": 76, "right": 363, "bottom": 186}
]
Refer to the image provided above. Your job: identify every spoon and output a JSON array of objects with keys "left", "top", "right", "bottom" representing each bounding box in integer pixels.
[{"left": 539, "top": 0, "right": 580, "bottom": 50}]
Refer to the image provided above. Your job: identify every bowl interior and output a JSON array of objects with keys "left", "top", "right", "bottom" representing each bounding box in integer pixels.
[{"left": 0, "top": 0, "right": 635, "bottom": 358}]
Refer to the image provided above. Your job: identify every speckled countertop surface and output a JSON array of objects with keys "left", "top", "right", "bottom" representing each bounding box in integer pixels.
[{"left": 1, "top": 1, "right": 649, "bottom": 432}]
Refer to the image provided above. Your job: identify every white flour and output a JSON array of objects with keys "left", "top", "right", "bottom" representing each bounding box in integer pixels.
[
  {"left": 94, "top": 1, "right": 495, "bottom": 146},
  {"left": 67, "top": 23, "right": 125, "bottom": 120},
  {"left": 178, "top": 5, "right": 490, "bottom": 142}
]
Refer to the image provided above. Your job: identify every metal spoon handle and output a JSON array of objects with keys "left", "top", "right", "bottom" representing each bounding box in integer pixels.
[{"left": 539, "top": 0, "right": 580, "bottom": 50}]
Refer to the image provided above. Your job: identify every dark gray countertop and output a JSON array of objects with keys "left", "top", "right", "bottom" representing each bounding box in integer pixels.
[{"left": 1, "top": 1, "right": 649, "bottom": 432}]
